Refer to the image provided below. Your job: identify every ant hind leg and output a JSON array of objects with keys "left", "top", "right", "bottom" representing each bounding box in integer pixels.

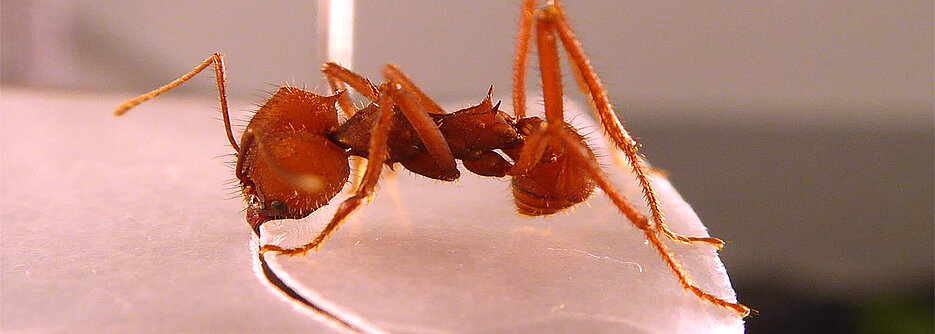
[
  {"left": 540, "top": 3, "right": 724, "bottom": 248},
  {"left": 523, "top": 5, "right": 748, "bottom": 315},
  {"left": 555, "top": 129, "right": 751, "bottom": 317}
]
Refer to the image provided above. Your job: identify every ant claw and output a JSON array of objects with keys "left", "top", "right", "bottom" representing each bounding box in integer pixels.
[
  {"left": 259, "top": 244, "right": 284, "bottom": 255},
  {"left": 691, "top": 236, "right": 725, "bottom": 250}
]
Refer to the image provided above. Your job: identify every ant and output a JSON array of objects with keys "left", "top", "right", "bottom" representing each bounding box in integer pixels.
[{"left": 114, "top": 0, "right": 750, "bottom": 317}]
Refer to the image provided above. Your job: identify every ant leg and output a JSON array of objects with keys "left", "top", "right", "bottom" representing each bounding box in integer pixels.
[
  {"left": 555, "top": 129, "right": 751, "bottom": 317},
  {"left": 261, "top": 84, "right": 397, "bottom": 256},
  {"left": 234, "top": 129, "right": 258, "bottom": 190},
  {"left": 327, "top": 76, "right": 358, "bottom": 118},
  {"left": 543, "top": 1, "right": 590, "bottom": 99},
  {"left": 320, "top": 62, "right": 378, "bottom": 191},
  {"left": 507, "top": 125, "right": 551, "bottom": 176},
  {"left": 511, "top": 0, "right": 537, "bottom": 119},
  {"left": 321, "top": 65, "right": 363, "bottom": 191},
  {"left": 381, "top": 75, "right": 460, "bottom": 181},
  {"left": 321, "top": 62, "right": 456, "bottom": 178},
  {"left": 321, "top": 62, "right": 380, "bottom": 101},
  {"left": 506, "top": 4, "right": 565, "bottom": 176},
  {"left": 540, "top": 5, "right": 723, "bottom": 248},
  {"left": 114, "top": 53, "right": 240, "bottom": 153},
  {"left": 381, "top": 64, "right": 446, "bottom": 115},
  {"left": 508, "top": 4, "right": 581, "bottom": 176}
]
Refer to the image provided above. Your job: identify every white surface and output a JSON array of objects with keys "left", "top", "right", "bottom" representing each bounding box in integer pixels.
[
  {"left": 1, "top": 89, "right": 744, "bottom": 333},
  {"left": 1, "top": 89, "right": 334, "bottom": 333}
]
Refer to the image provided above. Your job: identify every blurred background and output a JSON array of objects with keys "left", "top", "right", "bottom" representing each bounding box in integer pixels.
[{"left": 2, "top": 0, "right": 932, "bottom": 332}]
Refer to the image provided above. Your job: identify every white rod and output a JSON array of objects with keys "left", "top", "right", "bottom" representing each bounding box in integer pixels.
[{"left": 317, "top": 0, "right": 355, "bottom": 68}]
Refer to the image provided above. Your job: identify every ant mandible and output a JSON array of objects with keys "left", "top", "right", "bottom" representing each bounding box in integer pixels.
[{"left": 114, "top": 0, "right": 750, "bottom": 317}]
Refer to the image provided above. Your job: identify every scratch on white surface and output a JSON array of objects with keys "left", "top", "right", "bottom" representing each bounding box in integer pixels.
[
  {"left": 511, "top": 225, "right": 553, "bottom": 237},
  {"left": 546, "top": 247, "right": 643, "bottom": 272},
  {"left": 550, "top": 303, "right": 566, "bottom": 312},
  {"left": 379, "top": 321, "right": 449, "bottom": 334},
  {"left": 269, "top": 229, "right": 288, "bottom": 245},
  {"left": 550, "top": 310, "right": 657, "bottom": 334},
  {"left": 383, "top": 172, "right": 412, "bottom": 227}
]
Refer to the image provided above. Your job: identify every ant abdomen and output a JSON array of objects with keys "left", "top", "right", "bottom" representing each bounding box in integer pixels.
[
  {"left": 504, "top": 118, "right": 597, "bottom": 216},
  {"left": 243, "top": 87, "right": 350, "bottom": 220}
]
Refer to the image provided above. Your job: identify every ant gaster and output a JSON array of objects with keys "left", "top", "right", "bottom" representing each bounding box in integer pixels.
[{"left": 114, "top": 0, "right": 750, "bottom": 317}]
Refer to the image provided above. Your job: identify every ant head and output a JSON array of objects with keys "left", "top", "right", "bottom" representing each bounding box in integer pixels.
[
  {"left": 244, "top": 131, "right": 351, "bottom": 228},
  {"left": 240, "top": 87, "right": 349, "bottom": 231}
]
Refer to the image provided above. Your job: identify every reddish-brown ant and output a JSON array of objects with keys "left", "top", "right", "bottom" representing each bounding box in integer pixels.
[{"left": 115, "top": 0, "right": 750, "bottom": 317}]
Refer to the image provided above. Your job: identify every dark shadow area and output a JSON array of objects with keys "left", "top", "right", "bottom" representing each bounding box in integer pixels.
[
  {"left": 737, "top": 278, "right": 933, "bottom": 334},
  {"left": 258, "top": 252, "right": 366, "bottom": 333},
  {"left": 626, "top": 105, "right": 934, "bottom": 334}
]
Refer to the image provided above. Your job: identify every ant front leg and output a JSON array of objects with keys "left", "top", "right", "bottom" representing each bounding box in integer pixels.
[
  {"left": 321, "top": 62, "right": 379, "bottom": 117},
  {"left": 380, "top": 66, "right": 460, "bottom": 181},
  {"left": 326, "top": 62, "right": 459, "bottom": 180},
  {"left": 381, "top": 64, "right": 446, "bottom": 115},
  {"left": 320, "top": 63, "right": 375, "bottom": 190},
  {"left": 322, "top": 62, "right": 447, "bottom": 117},
  {"left": 261, "top": 84, "right": 397, "bottom": 256}
]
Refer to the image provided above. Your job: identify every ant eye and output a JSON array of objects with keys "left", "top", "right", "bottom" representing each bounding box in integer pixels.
[{"left": 269, "top": 200, "right": 288, "bottom": 212}]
